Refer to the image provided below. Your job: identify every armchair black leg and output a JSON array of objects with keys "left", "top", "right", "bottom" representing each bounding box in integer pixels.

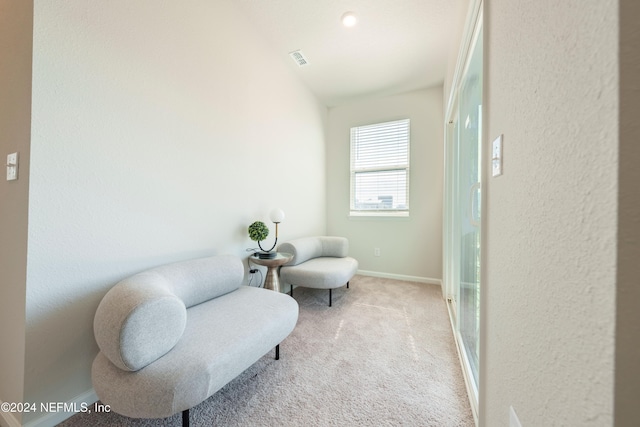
[
  {"left": 329, "top": 288, "right": 332, "bottom": 307},
  {"left": 347, "top": 281, "right": 349, "bottom": 289},
  {"left": 182, "top": 409, "right": 190, "bottom": 427},
  {"left": 275, "top": 344, "right": 280, "bottom": 360},
  {"left": 290, "top": 284, "right": 293, "bottom": 296}
]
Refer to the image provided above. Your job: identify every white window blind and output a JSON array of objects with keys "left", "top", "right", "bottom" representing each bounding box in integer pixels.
[{"left": 350, "top": 118, "right": 410, "bottom": 216}]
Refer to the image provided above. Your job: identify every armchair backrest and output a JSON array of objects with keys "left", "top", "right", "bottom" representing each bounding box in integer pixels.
[{"left": 279, "top": 236, "right": 349, "bottom": 266}]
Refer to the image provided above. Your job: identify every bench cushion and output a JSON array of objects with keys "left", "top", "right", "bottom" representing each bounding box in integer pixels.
[
  {"left": 92, "top": 285, "right": 299, "bottom": 418},
  {"left": 94, "top": 274, "right": 187, "bottom": 372}
]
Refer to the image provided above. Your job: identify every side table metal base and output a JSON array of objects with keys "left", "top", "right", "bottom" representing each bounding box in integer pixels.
[{"left": 249, "top": 252, "right": 293, "bottom": 293}]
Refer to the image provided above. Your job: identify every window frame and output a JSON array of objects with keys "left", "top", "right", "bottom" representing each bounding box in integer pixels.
[{"left": 349, "top": 118, "right": 411, "bottom": 218}]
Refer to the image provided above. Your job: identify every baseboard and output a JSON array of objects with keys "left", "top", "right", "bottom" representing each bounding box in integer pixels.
[
  {"left": 21, "top": 389, "right": 98, "bottom": 427},
  {"left": 357, "top": 270, "right": 442, "bottom": 286},
  {"left": 0, "top": 401, "right": 21, "bottom": 427}
]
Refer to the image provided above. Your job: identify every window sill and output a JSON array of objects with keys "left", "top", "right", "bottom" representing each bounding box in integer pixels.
[{"left": 349, "top": 211, "right": 410, "bottom": 220}]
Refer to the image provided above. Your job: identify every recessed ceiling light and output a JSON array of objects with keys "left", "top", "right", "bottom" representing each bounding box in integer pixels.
[{"left": 341, "top": 11, "right": 357, "bottom": 27}]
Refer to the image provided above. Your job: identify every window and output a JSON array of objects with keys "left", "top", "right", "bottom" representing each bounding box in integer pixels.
[{"left": 350, "top": 118, "right": 410, "bottom": 217}]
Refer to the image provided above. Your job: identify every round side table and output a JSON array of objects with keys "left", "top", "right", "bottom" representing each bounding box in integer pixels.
[{"left": 250, "top": 252, "right": 293, "bottom": 292}]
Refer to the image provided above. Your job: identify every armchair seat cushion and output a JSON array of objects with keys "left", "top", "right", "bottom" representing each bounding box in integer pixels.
[{"left": 279, "top": 257, "right": 358, "bottom": 290}]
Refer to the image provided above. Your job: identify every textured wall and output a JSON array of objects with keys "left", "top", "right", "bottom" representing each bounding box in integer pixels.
[
  {"left": 25, "top": 0, "right": 326, "bottom": 424},
  {"left": 327, "top": 88, "right": 444, "bottom": 282},
  {"left": 0, "top": 0, "right": 32, "bottom": 425},
  {"left": 482, "top": 1, "right": 618, "bottom": 426}
]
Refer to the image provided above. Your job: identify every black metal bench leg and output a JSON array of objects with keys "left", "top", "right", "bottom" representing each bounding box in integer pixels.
[
  {"left": 182, "top": 409, "right": 190, "bottom": 427},
  {"left": 290, "top": 284, "right": 293, "bottom": 296},
  {"left": 329, "top": 288, "right": 332, "bottom": 307},
  {"left": 275, "top": 344, "right": 280, "bottom": 360}
]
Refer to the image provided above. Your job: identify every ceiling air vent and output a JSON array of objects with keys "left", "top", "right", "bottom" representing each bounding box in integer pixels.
[{"left": 289, "top": 50, "right": 309, "bottom": 67}]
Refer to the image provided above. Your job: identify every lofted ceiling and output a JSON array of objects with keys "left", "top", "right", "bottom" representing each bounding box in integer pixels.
[{"left": 235, "top": 0, "right": 466, "bottom": 107}]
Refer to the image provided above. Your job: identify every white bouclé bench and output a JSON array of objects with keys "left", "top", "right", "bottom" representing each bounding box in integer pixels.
[
  {"left": 278, "top": 236, "right": 358, "bottom": 306},
  {"left": 91, "top": 255, "right": 298, "bottom": 426}
]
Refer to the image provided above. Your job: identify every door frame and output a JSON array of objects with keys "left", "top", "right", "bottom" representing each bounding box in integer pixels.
[{"left": 443, "top": 0, "right": 484, "bottom": 424}]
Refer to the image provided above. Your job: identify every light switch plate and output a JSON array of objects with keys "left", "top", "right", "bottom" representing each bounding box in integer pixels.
[
  {"left": 492, "top": 135, "right": 503, "bottom": 177},
  {"left": 6, "top": 152, "right": 18, "bottom": 181}
]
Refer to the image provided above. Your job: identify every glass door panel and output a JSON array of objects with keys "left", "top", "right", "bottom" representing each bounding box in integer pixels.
[{"left": 456, "top": 24, "right": 483, "bottom": 390}]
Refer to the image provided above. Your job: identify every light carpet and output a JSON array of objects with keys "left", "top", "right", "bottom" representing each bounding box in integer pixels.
[{"left": 59, "top": 275, "right": 474, "bottom": 427}]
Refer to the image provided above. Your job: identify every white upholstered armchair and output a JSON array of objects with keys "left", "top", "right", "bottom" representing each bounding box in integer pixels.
[{"left": 278, "top": 236, "right": 358, "bottom": 306}]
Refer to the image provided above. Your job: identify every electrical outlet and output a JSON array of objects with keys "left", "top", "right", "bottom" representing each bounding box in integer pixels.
[{"left": 374, "top": 248, "right": 381, "bottom": 257}]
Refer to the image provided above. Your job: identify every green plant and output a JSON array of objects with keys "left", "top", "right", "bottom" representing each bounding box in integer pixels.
[{"left": 248, "top": 221, "right": 269, "bottom": 241}]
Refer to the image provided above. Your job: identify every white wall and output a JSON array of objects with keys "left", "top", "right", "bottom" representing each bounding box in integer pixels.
[
  {"left": 23, "top": 0, "right": 326, "bottom": 424},
  {"left": 327, "top": 88, "right": 444, "bottom": 282},
  {"left": 481, "top": 1, "right": 618, "bottom": 426},
  {"left": 0, "top": 1, "right": 32, "bottom": 425},
  {"left": 443, "top": 0, "right": 471, "bottom": 115}
]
